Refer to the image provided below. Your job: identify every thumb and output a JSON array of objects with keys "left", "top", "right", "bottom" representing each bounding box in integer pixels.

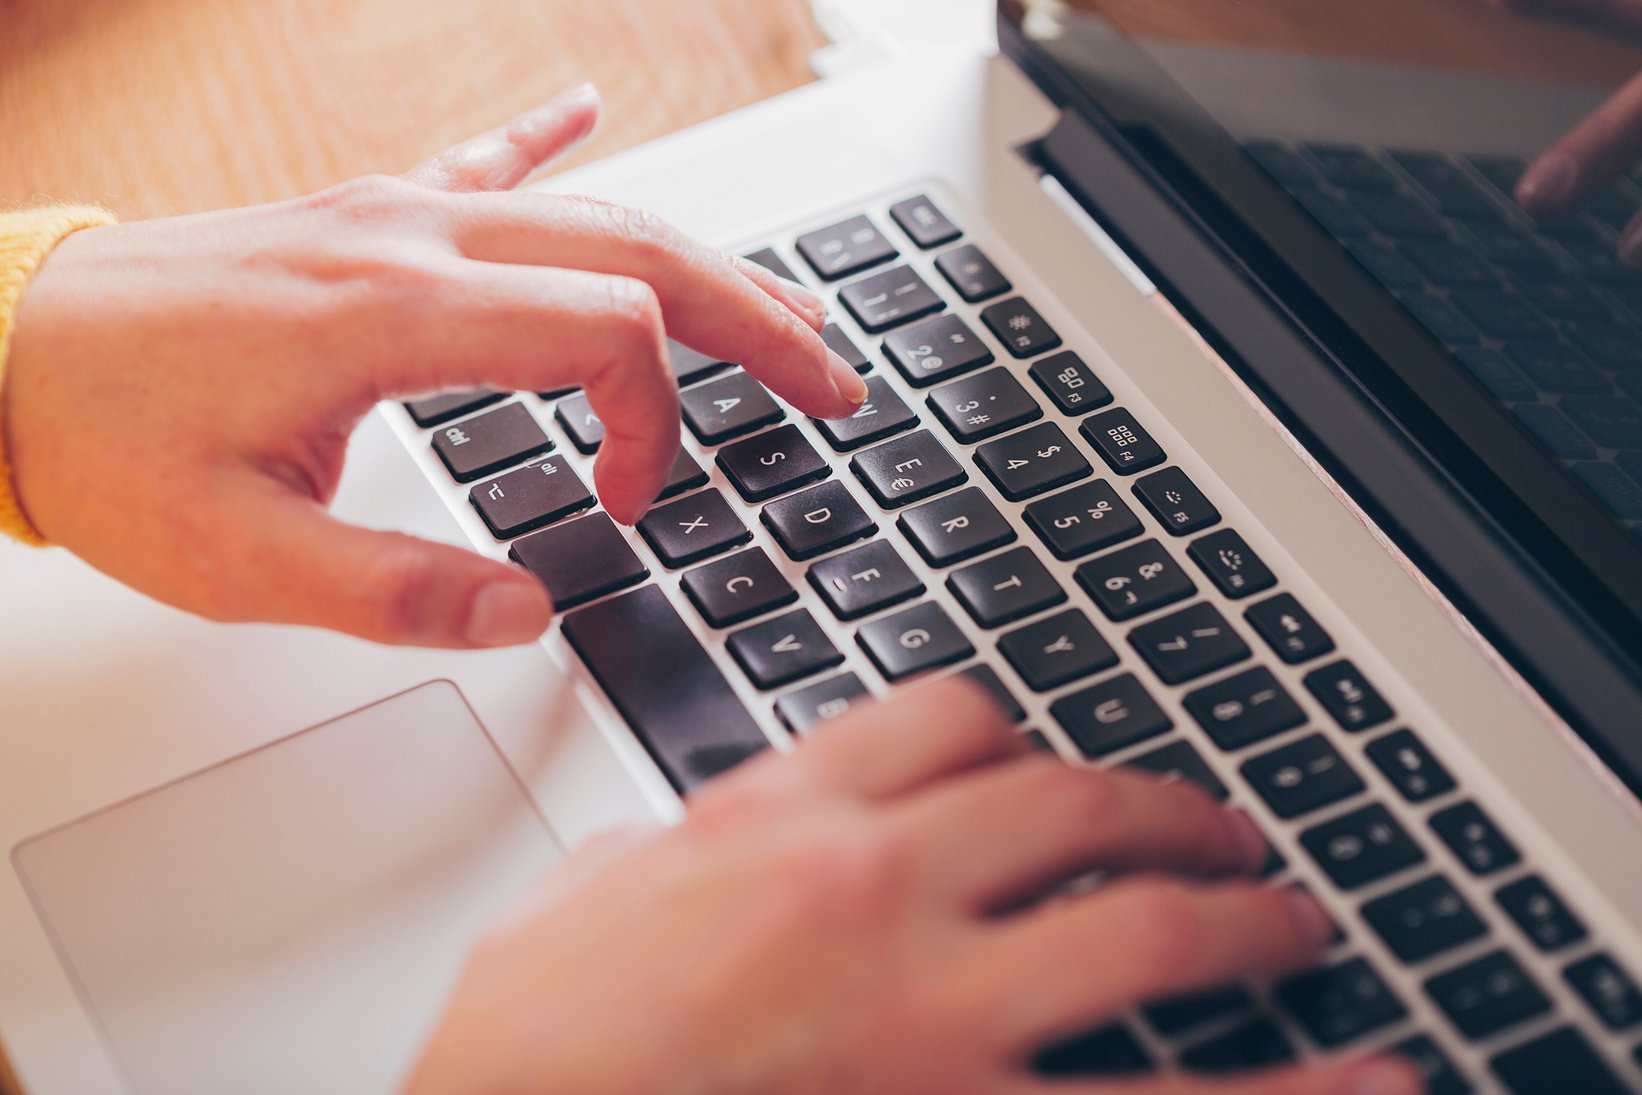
[{"left": 230, "top": 495, "right": 553, "bottom": 648}]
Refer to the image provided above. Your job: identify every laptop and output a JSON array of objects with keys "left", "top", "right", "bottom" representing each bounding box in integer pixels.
[{"left": 4, "top": 0, "right": 1642, "bottom": 1090}]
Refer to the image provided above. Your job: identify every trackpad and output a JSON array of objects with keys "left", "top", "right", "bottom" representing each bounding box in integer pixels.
[{"left": 13, "top": 681, "right": 564, "bottom": 1095}]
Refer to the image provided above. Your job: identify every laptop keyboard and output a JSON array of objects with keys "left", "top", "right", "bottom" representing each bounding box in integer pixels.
[
  {"left": 398, "top": 186, "right": 1642, "bottom": 1091},
  {"left": 1242, "top": 138, "right": 1642, "bottom": 536}
]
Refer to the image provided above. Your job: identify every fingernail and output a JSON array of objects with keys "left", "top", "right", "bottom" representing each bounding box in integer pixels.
[
  {"left": 1227, "top": 810, "right": 1270, "bottom": 868},
  {"left": 1344, "top": 1057, "right": 1422, "bottom": 1095},
  {"left": 829, "top": 352, "right": 869, "bottom": 407},
  {"left": 465, "top": 580, "right": 550, "bottom": 647},
  {"left": 559, "top": 81, "right": 600, "bottom": 107},
  {"left": 1517, "top": 152, "right": 1576, "bottom": 214},
  {"left": 1285, "top": 887, "right": 1336, "bottom": 949},
  {"left": 777, "top": 276, "right": 827, "bottom": 325},
  {"left": 1621, "top": 220, "right": 1642, "bottom": 268}
]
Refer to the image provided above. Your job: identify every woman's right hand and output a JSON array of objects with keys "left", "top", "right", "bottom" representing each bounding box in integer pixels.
[{"left": 404, "top": 678, "right": 1421, "bottom": 1095}]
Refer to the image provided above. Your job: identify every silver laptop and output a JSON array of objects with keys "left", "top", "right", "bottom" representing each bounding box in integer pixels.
[{"left": 4, "top": 1, "right": 1642, "bottom": 1091}]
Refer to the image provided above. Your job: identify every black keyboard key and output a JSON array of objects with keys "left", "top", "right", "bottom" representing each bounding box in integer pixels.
[
  {"left": 821, "top": 323, "right": 871, "bottom": 373},
  {"left": 680, "top": 547, "right": 797, "bottom": 628},
  {"left": 981, "top": 297, "right": 1062, "bottom": 358},
  {"left": 432, "top": 401, "right": 553, "bottom": 483},
  {"left": 1243, "top": 139, "right": 1318, "bottom": 188},
  {"left": 936, "top": 243, "right": 1012, "bottom": 303},
  {"left": 999, "top": 608, "right": 1118, "bottom": 692},
  {"left": 555, "top": 393, "right": 606, "bottom": 453},
  {"left": 1366, "top": 729, "right": 1456, "bottom": 803},
  {"left": 1303, "top": 142, "right": 1399, "bottom": 190},
  {"left": 796, "top": 214, "right": 897, "bottom": 281},
  {"left": 761, "top": 480, "right": 876, "bottom": 560},
  {"left": 405, "top": 389, "right": 503, "bottom": 427},
  {"left": 1290, "top": 187, "right": 1371, "bottom": 237},
  {"left": 1245, "top": 594, "right": 1335, "bottom": 664},
  {"left": 1128, "top": 602, "right": 1249, "bottom": 685},
  {"left": 1075, "top": 539, "right": 1196, "bottom": 622},
  {"left": 1133, "top": 467, "right": 1221, "bottom": 536},
  {"left": 561, "top": 585, "right": 767, "bottom": 791},
  {"left": 1401, "top": 292, "right": 1480, "bottom": 345},
  {"left": 857, "top": 601, "right": 974, "bottom": 681},
  {"left": 839, "top": 265, "right": 945, "bottom": 333},
  {"left": 1564, "top": 394, "right": 1642, "bottom": 448},
  {"left": 808, "top": 539, "right": 923, "bottom": 621},
  {"left": 1492, "top": 1027, "right": 1630, "bottom": 1095},
  {"left": 1301, "top": 803, "right": 1425, "bottom": 890},
  {"left": 536, "top": 386, "right": 579, "bottom": 401},
  {"left": 1277, "top": 957, "right": 1407, "bottom": 1048},
  {"left": 1496, "top": 875, "right": 1587, "bottom": 953},
  {"left": 1391, "top": 149, "right": 1505, "bottom": 221},
  {"left": 882, "top": 313, "right": 994, "bottom": 387},
  {"left": 681, "top": 372, "right": 784, "bottom": 445},
  {"left": 1431, "top": 801, "right": 1519, "bottom": 877},
  {"left": 851, "top": 429, "right": 967, "bottom": 508},
  {"left": 927, "top": 368, "right": 1041, "bottom": 443},
  {"left": 1568, "top": 318, "right": 1642, "bottom": 371},
  {"left": 1242, "top": 734, "right": 1365, "bottom": 819},
  {"left": 889, "top": 194, "right": 961, "bottom": 249},
  {"left": 960, "top": 664, "right": 1026, "bottom": 723},
  {"left": 975, "top": 421, "right": 1092, "bottom": 501},
  {"left": 948, "top": 546, "right": 1066, "bottom": 628},
  {"left": 667, "top": 339, "right": 733, "bottom": 385},
  {"left": 1363, "top": 875, "right": 1488, "bottom": 963},
  {"left": 1464, "top": 221, "right": 1559, "bottom": 273},
  {"left": 742, "top": 245, "right": 798, "bottom": 283},
  {"left": 1355, "top": 189, "right": 1449, "bottom": 238},
  {"left": 727, "top": 608, "right": 843, "bottom": 690},
  {"left": 1346, "top": 238, "right": 1427, "bottom": 289},
  {"left": 471, "top": 456, "right": 594, "bottom": 539},
  {"left": 1565, "top": 954, "right": 1642, "bottom": 1031},
  {"left": 1184, "top": 667, "right": 1306, "bottom": 750},
  {"left": 1576, "top": 462, "right": 1642, "bottom": 519},
  {"left": 716, "top": 424, "right": 829, "bottom": 502},
  {"left": 1304, "top": 660, "right": 1394, "bottom": 733},
  {"left": 1398, "top": 240, "right": 1499, "bottom": 288},
  {"left": 1392, "top": 1034, "right": 1472, "bottom": 1095},
  {"left": 775, "top": 672, "right": 871, "bottom": 735},
  {"left": 897, "top": 487, "right": 1015, "bottom": 566},
  {"left": 1028, "top": 350, "right": 1112, "bottom": 414},
  {"left": 1143, "top": 986, "right": 1252, "bottom": 1036},
  {"left": 812, "top": 375, "right": 917, "bottom": 452},
  {"left": 1179, "top": 1018, "right": 1294, "bottom": 1072},
  {"left": 1051, "top": 673, "right": 1172, "bottom": 758},
  {"left": 1427, "top": 950, "right": 1551, "bottom": 1040},
  {"left": 659, "top": 447, "right": 709, "bottom": 500},
  {"left": 1513, "top": 403, "right": 1598, "bottom": 461},
  {"left": 1080, "top": 408, "right": 1166, "bottom": 474},
  {"left": 636, "top": 488, "right": 750, "bottom": 568},
  {"left": 1450, "top": 290, "right": 1554, "bottom": 341},
  {"left": 1126, "top": 739, "right": 1228, "bottom": 800},
  {"left": 1024, "top": 480, "right": 1143, "bottom": 561},
  {"left": 1503, "top": 341, "right": 1607, "bottom": 393},
  {"left": 1186, "top": 529, "right": 1276, "bottom": 599},
  {"left": 509, "top": 511, "right": 648, "bottom": 611},
  {"left": 1453, "top": 347, "right": 1536, "bottom": 402},
  {"left": 1034, "top": 1024, "right": 1153, "bottom": 1078}
]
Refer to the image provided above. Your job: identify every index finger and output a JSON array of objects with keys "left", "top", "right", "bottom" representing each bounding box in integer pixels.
[
  {"left": 404, "top": 84, "right": 603, "bottom": 193},
  {"left": 1519, "top": 70, "right": 1642, "bottom": 217}
]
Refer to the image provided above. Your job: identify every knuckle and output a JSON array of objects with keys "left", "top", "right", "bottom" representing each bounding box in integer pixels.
[
  {"left": 1041, "top": 763, "right": 1121, "bottom": 828},
  {"left": 784, "top": 815, "right": 909, "bottom": 919},
  {"left": 601, "top": 202, "right": 682, "bottom": 256},
  {"left": 308, "top": 172, "right": 422, "bottom": 217}
]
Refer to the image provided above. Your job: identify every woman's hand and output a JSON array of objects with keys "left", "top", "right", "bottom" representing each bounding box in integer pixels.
[
  {"left": 405, "top": 679, "right": 1421, "bottom": 1095},
  {"left": 1496, "top": 1, "right": 1642, "bottom": 257},
  {"left": 2, "top": 84, "right": 864, "bottom": 647}
]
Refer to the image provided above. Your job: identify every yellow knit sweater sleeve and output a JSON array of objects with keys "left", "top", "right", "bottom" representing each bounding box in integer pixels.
[{"left": 0, "top": 205, "right": 117, "bottom": 546}]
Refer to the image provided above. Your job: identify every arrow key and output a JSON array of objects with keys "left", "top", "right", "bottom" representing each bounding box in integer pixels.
[{"left": 728, "top": 608, "right": 844, "bottom": 690}]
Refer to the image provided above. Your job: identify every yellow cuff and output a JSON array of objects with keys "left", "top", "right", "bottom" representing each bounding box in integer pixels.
[{"left": 0, "top": 204, "right": 117, "bottom": 546}]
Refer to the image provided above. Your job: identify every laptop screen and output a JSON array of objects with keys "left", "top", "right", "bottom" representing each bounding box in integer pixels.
[{"left": 999, "top": 1, "right": 1642, "bottom": 662}]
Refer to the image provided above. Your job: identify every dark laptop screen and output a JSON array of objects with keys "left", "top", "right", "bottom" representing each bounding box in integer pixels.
[{"left": 1000, "top": 1, "right": 1642, "bottom": 654}]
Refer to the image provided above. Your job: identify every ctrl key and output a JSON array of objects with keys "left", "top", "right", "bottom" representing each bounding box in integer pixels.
[{"left": 509, "top": 511, "right": 649, "bottom": 611}]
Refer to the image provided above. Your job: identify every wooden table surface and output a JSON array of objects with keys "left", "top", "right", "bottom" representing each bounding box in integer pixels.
[{"left": 1, "top": 0, "right": 1639, "bottom": 1091}]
